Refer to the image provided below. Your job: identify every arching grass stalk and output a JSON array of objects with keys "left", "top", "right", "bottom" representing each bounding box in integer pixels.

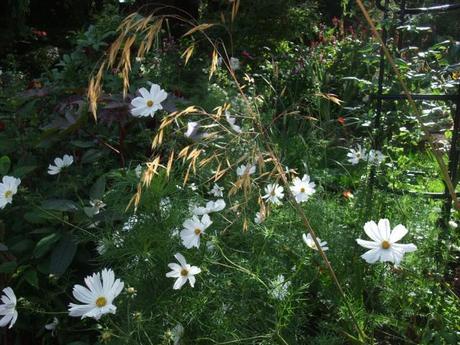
[
  {"left": 355, "top": 0, "right": 460, "bottom": 212},
  {"left": 88, "top": 6, "right": 367, "bottom": 343}
]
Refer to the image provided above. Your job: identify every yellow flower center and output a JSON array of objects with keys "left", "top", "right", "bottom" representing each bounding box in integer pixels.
[
  {"left": 4, "top": 190, "right": 12, "bottom": 198},
  {"left": 180, "top": 269, "right": 189, "bottom": 276},
  {"left": 381, "top": 240, "right": 391, "bottom": 249},
  {"left": 146, "top": 100, "right": 154, "bottom": 107},
  {"left": 194, "top": 228, "right": 201, "bottom": 235},
  {"left": 270, "top": 190, "right": 276, "bottom": 196},
  {"left": 300, "top": 187, "right": 305, "bottom": 193},
  {"left": 95, "top": 296, "right": 107, "bottom": 308}
]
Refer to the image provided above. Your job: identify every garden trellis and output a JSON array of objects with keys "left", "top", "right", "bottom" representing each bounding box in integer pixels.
[{"left": 369, "top": 0, "right": 460, "bottom": 226}]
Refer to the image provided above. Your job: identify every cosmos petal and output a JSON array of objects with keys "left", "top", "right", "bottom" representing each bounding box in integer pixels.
[
  {"left": 363, "top": 221, "right": 381, "bottom": 242},
  {"left": 174, "top": 253, "right": 188, "bottom": 267},
  {"left": 361, "top": 248, "right": 381, "bottom": 264},
  {"left": 378, "top": 219, "right": 391, "bottom": 240},
  {"left": 131, "top": 97, "right": 145, "bottom": 107},
  {"left": 390, "top": 224, "right": 408, "bottom": 243},
  {"left": 188, "top": 266, "right": 201, "bottom": 275},
  {"left": 173, "top": 277, "right": 187, "bottom": 290},
  {"left": 3, "top": 288, "right": 16, "bottom": 304},
  {"left": 356, "top": 239, "right": 380, "bottom": 249},
  {"left": 188, "top": 275, "right": 196, "bottom": 287},
  {"left": 0, "top": 313, "right": 12, "bottom": 328},
  {"left": 393, "top": 243, "right": 417, "bottom": 253},
  {"left": 73, "top": 284, "right": 94, "bottom": 304},
  {"left": 138, "top": 87, "right": 150, "bottom": 98}
]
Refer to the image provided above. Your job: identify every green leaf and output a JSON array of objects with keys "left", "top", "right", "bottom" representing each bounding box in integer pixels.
[
  {"left": 89, "top": 176, "right": 106, "bottom": 200},
  {"left": 24, "top": 269, "right": 39, "bottom": 288},
  {"left": 42, "top": 199, "right": 79, "bottom": 212},
  {"left": 33, "top": 233, "right": 62, "bottom": 258},
  {"left": 0, "top": 261, "right": 17, "bottom": 273},
  {"left": 81, "top": 149, "right": 105, "bottom": 164},
  {"left": 10, "top": 239, "right": 34, "bottom": 254},
  {"left": 49, "top": 234, "right": 77, "bottom": 275},
  {"left": 83, "top": 206, "right": 97, "bottom": 218},
  {"left": 71, "top": 140, "right": 95, "bottom": 148},
  {"left": 24, "top": 209, "right": 60, "bottom": 224},
  {"left": 10, "top": 165, "right": 37, "bottom": 178},
  {"left": 0, "top": 156, "right": 11, "bottom": 175}
]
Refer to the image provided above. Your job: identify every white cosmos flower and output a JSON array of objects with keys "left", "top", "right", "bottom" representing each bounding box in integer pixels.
[
  {"left": 130, "top": 83, "right": 167, "bottom": 117},
  {"left": 135, "top": 164, "right": 143, "bottom": 178},
  {"left": 160, "top": 197, "right": 172, "bottom": 216},
  {"left": 166, "top": 253, "right": 201, "bottom": 289},
  {"left": 236, "top": 164, "right": 256, "bottom": 177},
  {"left": 269, "top": 274, "right": 291, "bottom": 301},
  {"left": 302, "top": 233, "right": 328, "bottom": 251},
  {"left": 185, "top": 121, "right": 199, "bottom": 138},
  {"left": 229, "top": 57, "right": 240, "bottom": 70},
  {"left": 96, "top": 240, "right": 107, "bottom": 255},
  {"left": 185, "top": 121, "right": 208, "bottom": 141},
  {"left": 347, "top": 145, "right": 366, "bottom": 165},
  {"left": 122, "top": 215, "right": 139, "bottom": 232},
  {"left": 218, "top": 57, "right": 240, "bottom": 70},
  {"left": 180, "top": 214, "right": 212, "bottom": 249},
  {"left": 290, "top": 175, "right": 316, "bottom": 203},
  {"left": 209, "top": 183, "right": 224, "bottom": 197},
  {"left": 89, "top": 199, "right": 106, "bottom": 215},
  {"left": 172, "top": 323, "right": 184, "bottom": 345},
  {"left": 254, "top": 211, "right": 265, "bottom": 224},
  {"left": 356, "top": 219, "right": 417, "bottom": 265},
  {"left": 191, "top": 199, "right": 226, "bottom": 216},
  {"left": 225, "top": 111, "right": 242, "bottom": 133},
  {"left": 262, "top": 183, "right": 284, "bottom": 205},
  {"left": 367, "top": 149, "right": 385, "bottom": 165},
  {"left": 68, "top": 268, "right": 124, "bottom": 320},
  {"left": 0, "top": 287, "right": 18, "bottom": 329},
  {"left": 48, "top": 154, "right": 73, "bottom": 175},
  {"left": 0, "top": 176, "right": 21, "bottom": 209},
  {"left": 44, "top": 317, "right": 59, "bottom": 336}
]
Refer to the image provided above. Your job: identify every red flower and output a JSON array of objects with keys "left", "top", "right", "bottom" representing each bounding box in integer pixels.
[
  {"left": 241, "top": 50, "right": 254, "bottom": 60},
  {"left": 338, "top": 116, "right": 345, "bottom": 125},
  {"left": 332, "top": 17, "right": 339, "bottom": 27},
  {"left": 32, "top": 29, "right": 47, "bottom": 37},
  {"left": 342, "top": 190, "right": 354, "bottom": 200}
]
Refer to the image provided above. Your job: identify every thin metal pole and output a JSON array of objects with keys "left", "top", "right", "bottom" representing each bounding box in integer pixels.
[
  {"left": 366, "top": 0, "right": 390, "bottom": 212},
  {"left": 442, "top": 85, "right": 460, "bottom": 227},
  {"left": 397, "top": 0, "right": 406, "bottom": 52}
]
